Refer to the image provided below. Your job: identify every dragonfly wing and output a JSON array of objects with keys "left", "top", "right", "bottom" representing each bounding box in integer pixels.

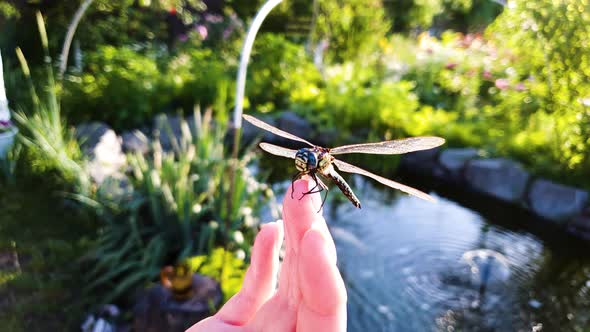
[
  {"left": 332, "top": 159, "right": 436, "bottom": 202},
  {"left": 259, "top": 142, "right": 298, "bottom": 159},
  {"left": 243, "top": 114, "right": 314, "bottom": 147},
  {"left": 330, "top": 136, "right": 445, "bottom": 155}
]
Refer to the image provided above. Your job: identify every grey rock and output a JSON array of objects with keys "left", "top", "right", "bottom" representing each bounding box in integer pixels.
[
  {"left": 277, "top": 111, "right": 312, "bottom": 140},
  {"left": 76, "top": 122, "right": 111, "bottom": 152},
  {"left": 241, "top": 115, "right": 276, "bottom": 144},
  {"left": 399, "top": 147, "right": 442, "bottom": 176},
  {"left": 153, "top": 114, "right": 182, "bottom": 151},
  {"left": 439, "top": 148, "right": 480, "bottom": 178},
  {"left": 313, "top": 128, "right": 339, "bottom": 147},
  {"left": 241, "top": 112, "right": 314, "bottom": 149},
  {"left": 527, "top": 179, "right": 589, "bottom": 222},
  {"left": 464, "top": 158, "right": 530, "bottom": 203},
  {"left": 134, "top": 273, "right": 222, "bottom": 332},
  {"left": 122, "top": 130, "right": 149, "bottom": 154},
  {"left": 76, "top": 122, "right": 126, "bottom": 185}
]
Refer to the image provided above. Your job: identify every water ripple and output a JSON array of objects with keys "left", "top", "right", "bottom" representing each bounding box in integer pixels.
[{"left": 331, "top": 182, "right": 590, "bottom": 331}]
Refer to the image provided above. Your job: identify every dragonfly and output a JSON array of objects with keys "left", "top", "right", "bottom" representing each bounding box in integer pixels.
[{"left": 243, "top": 114, "right": 445, "bottom": 210}]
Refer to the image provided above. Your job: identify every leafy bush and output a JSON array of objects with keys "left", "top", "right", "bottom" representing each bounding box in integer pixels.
[
  {"left": 376, "top": 26, "right": 590, "bottom": 189},
  {"left": 62, "top": 45, "right": 168, "bottom": 129},
  {"left": 487, "top": 0, "right": 590, "bottom": 180},
  {"left": 312, "top": 0, "right": 389, "bottom": 63},
  {"left": 163, "top": 48, "right": 230, "bottom": 113},
  {"left": 248, "top": 33, "right": 322, "bottom": 114},
  {"left": 62, "top": 44, "right": 234, "bottom": 130}
]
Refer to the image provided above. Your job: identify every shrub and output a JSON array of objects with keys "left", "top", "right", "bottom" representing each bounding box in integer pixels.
[
  {"left": 487, "top": 0, "right": 590, "bottom": 180},
  {"left": 248, "top": 33, "right": 322, "bottom": 114},
  {"left": 162, "top": 48, "right": 230, "bottom": 113},
  {"left": 311, "top": 0, "right": 389, "bottom": 63},
  {"left": 62, "top": 45, "right": 167, "bottom": 129}
]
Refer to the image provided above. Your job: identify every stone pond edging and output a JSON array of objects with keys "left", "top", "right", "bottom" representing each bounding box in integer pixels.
[
  {"left": 75, "top": 111, "right": 590, "bottom": 241},
  {"left": 400, "top": 147, "right": 590, "bottom": 240}
]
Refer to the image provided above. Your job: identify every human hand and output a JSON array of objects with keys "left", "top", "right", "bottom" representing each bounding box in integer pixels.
[{"left": 187, "top": 179, "right": 347, "bottom": 332}]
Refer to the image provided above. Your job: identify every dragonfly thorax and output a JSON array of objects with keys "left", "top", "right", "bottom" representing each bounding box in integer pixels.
[{"left": 295, "top": 148, "right": 332, "bottom": 173}]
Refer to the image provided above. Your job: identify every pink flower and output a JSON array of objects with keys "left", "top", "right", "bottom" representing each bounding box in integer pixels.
[
  {"left": 515, "top": 83, "right": 526, "bottom": 91},
  {"left": 223, "top": 27, "right": 233, "bottom": 40},
  {"left": 483, "top": 70, "right": 493, "bottom": 80},
  {"left": 495, "top": 78, "right": 510, "bottom": 90},
  {"left": 178, "top": 34, "right": 188, "bottom": 42},
  {"left": 445, "top": 63, "right": 457, "bottom": 70},
  {"left": 195, "top": 25, "right": 208, "bottom": 40},
  {"left": 204, "top": 14, "right": 223, "bottom": 23}
]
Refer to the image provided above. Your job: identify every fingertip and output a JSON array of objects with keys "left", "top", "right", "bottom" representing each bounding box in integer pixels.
[
  {"left": 256, "top": 222, "right": 279, "bottom": 252},
  {"left": 284, "top": 178, "right": 322, "bottom": 215},
  {"left": 282, "top": 178, "right": 325, "bottom": 253}
]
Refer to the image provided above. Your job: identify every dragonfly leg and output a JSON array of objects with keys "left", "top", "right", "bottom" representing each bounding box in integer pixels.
[
  {"left": 299, "top": 173, "right": 322, "bottom": 200},
  {"left": 301, "top": 173, "right": 322, "bottom": 196},
  {"left": 300, "top": 173, "right": 329, "bottom": 212},
  {"left": 316, "top": 175, "right": 330, "bottom": 212}
]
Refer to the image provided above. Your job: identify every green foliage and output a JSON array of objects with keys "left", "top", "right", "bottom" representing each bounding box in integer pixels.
[
  {"left": 12, "top": 12, "right": 90, "bottom": 194},
  {"left": 62, "top": 45, "right": 167, "bottom": 129},
  {"left": 0, "top": 183, "right": 96, "bottom": 332},
  {"left": 487, "top": 0, "right": 590, "bottom": 178},
  {"left": 187, "top": 248, "right": 246, "bottom": 302},
  {"left": 248, "top": 33, "right": 322, "bottom": 114},
  {"left": 62, "top": 45, "right": 232, "bottom": 129},
  {"left": 78, "top": 108, "right": 275, "bottom": 305},
  {"left": 385, "top": 0, "right": 444, "bottom": 31},
  {"left": 312, "top": 0, "right": 389, "bottom": 62},
  {"left": 287, "top": 60, "right": 419, "bottom": 142},
  {"left": 163, "top": 48, "right": 230, "bottom": 113},
  {"left": 0, "top": 1, "right": 18, "bottom": 19}
]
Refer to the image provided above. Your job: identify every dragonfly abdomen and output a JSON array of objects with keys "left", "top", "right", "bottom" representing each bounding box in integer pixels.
[{"left": 326, "top": 169, "right": 361, "bottom": 209}]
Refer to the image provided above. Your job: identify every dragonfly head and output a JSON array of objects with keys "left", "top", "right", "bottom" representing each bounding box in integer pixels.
[
  {"left": 295, "top": 148, "right": 317, "bottom": 172},
  {"left": 295, "top": 148, "right": 332, "bottom": 173}
]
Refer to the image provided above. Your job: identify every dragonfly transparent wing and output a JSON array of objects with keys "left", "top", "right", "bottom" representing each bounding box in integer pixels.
[
  {"left": 259, "top": 142, "right": 298, "bottom": 159},
  {"left": 243, "top": 114, "right": 314, "bottom": 147},
  {"left": 330, "top": 136, "right": 445, "bottom": 155},
  {"left": 333, "top": 159, "right": 436, "bottom": 202}
]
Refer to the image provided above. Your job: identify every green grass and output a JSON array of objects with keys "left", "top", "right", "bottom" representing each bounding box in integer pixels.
[{"left": 0, "top": 172, "right": 97, "bottom": 331}]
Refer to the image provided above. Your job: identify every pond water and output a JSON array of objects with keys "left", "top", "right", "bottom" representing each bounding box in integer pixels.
[{"left": 269, "top": 174, "right": 590, "bottom": 331}]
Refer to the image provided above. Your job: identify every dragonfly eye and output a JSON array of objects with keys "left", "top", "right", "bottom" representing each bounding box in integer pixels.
[{"left": 295, "top": 149, "right": 317, "bottom": 172}]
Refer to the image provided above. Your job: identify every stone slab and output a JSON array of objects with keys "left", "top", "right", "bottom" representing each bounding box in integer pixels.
[
  {"left": 527, "top": 179, "right": 589, "bottom": 222},
  {"left": 464, "top": 158, "right": 530, "bottom": 203}
]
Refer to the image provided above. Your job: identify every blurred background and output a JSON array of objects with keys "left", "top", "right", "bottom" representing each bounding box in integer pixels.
[{"left": 0, "top": 0, "right": 589, "bottom": 331}]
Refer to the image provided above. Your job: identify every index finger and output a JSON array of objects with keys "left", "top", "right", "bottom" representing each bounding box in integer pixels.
[
  {"left": 282, "top": 178, "right": 337, "bottom": 260},
  {"left": 278, "top": 178, "right": 337, "bottom": 303},
  {"left": 282, "top": 179, "right": 324, "bottom": 254}
]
